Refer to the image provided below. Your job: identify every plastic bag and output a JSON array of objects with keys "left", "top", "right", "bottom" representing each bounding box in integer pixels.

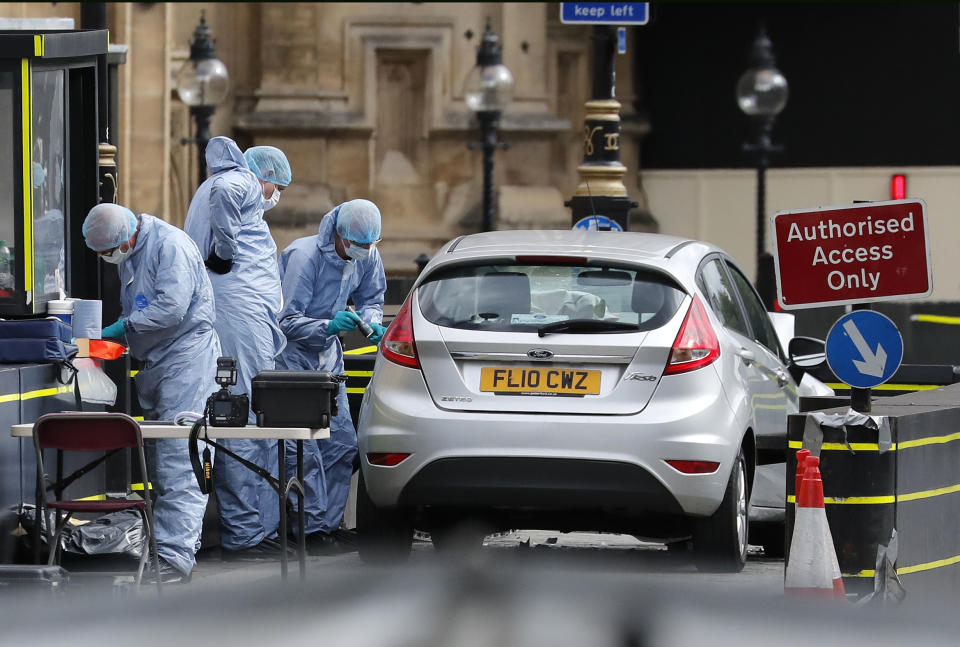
[
  {"left": 61, "top": 509, "right": 144, "bottom": 559},
  {"left": 74, "top": 357, "right": 117, "bottom": 405},
  {"left": 18, "top": 507, "right": 145, "bottom": 559}
]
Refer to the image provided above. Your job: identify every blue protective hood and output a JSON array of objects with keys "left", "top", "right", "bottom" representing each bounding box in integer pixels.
[
  {"left": 205, "top": 136, "right": 249, "bottom": 174},
  {"left": 316, "top": 206, "right": 342, "bottom": 256}
]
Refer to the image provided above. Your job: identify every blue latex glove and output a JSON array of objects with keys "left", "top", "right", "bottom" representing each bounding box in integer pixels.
[
  {"left": 101, "top": 318, "right": 127, "bottom": 339},
  {"left": 369, "top": 323, "right": 387, "bottom": 345},
  {"left": 327, "top": 310, "right": 362, "bottom": 335}
]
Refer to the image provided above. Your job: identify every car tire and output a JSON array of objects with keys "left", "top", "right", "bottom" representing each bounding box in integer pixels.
[
  {"left": 357, "top": 470, "right": 414, "bottom": 565},
  {"left": 693, "top": 447, "right": 749, "bottom": 573}
]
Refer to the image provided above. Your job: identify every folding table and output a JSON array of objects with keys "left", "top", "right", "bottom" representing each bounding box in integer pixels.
[{"left": 12, "top": 421, "right": 329, "bottom": 582}]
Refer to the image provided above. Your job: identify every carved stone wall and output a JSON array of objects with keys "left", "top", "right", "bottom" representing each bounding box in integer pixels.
[{"left": 5, "top": 2, "right": 646, "bottom": 275}]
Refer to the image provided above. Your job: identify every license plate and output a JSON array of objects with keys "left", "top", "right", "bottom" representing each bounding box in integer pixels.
[{"left": 479, "top": 367, "right": 601, "bottom": 396}]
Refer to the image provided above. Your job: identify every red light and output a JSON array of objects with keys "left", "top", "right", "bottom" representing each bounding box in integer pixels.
[
  {"left": 663, "top": 296, "right": 720, "bottom": 375},
  {"left": 665, "top": 459, "right": 720, "bottom": 474},
  {"left": 891, "top": 174, "right": 907, "bottom": 200},
  {"left": 367, "top": 452, "right": 411, "bottom": 467},
  {"left": 381, "top": 296, "right": 420, "bottom": 369}
]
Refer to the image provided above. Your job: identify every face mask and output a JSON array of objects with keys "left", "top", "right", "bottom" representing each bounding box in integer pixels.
[
  {"left": 101, "top": 245, "right": 132, "bottom": 265},
  {"left": 343, "top": 242, "right": 372, "bottom": 262},
  {"left": 263, "top": 186, "right": 281, "bottom": 211}
]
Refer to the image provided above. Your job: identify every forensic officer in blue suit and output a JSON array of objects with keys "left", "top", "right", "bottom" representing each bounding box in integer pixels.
[
  {"left": 277, "top": 199, "right": 386, "bottom": 552},
  {"left": 83, "top": 203, "right": 221, "bottom": 584},
  {"left": 184, "top": 137, "right": 291, "bottom": 560}
]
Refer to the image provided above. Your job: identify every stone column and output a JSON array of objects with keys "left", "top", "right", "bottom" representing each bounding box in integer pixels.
[{"left": 255, "top": 2, "right": 321, "bottom": 112}]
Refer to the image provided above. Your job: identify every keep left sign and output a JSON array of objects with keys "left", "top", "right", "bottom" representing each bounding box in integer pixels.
[{"left": 772, "top": 199, "right": 932, "bottom": 309}]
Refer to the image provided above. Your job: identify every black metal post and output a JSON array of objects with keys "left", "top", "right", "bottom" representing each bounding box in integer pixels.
[
  {"left": 592, "top": 25, "right": 616, "bottom": 100},
  {"left": 566, "top": 25, "right": 636, "bottom": 230},
  {"left": 180, "top": 15, "right": 220, "bottom": 187},
  {"left": 81, "top": 3, "right": 108, "bottom": 144},
  {"left": 415, "top": 253, "right": 430, "bottom": 275},
  {"left": 747, "top": 115, "right": 776, "bottom": 275},
  {"left": 478, "top": 110, "right": 500, "bottom": 232},
  {"left": 191, "top": 105, "right": 214, "bottom": 185},
  {"left": 739, "top": 25, "right": 786, "bottom": 299},
  {"left": 850, "top": 303, "right": 873, "bottom": 413}
]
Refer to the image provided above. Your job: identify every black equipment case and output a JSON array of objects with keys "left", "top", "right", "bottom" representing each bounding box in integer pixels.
[
  {"left": 251, "top": 370, "right": 341, "bottom": 429},
  {"left": 0, "top": 565, "right": 69, "bottom": 591}
]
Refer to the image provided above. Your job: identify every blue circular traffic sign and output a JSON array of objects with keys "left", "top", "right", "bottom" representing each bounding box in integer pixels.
[
  {"left": 825, "top": 310, "right": 903, "bottom": 389},
  {"left": 573, "top": 215, "right": 623, "bottom": 232}
]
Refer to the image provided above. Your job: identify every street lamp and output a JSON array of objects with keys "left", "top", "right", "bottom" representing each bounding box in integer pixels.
[
  {"left": 736, "top": 24, "right": 788, "bottom": 292},
  {"left": 464, "top": 19, "right": 514, "bottom": 232},
  {"left": 176, "top": 14, "right": 230, "bottom": 187}
]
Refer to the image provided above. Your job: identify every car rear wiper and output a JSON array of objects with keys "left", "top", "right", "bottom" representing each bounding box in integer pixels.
[{"left": 537, "top": 319, "right": 640, "bottom": 337}]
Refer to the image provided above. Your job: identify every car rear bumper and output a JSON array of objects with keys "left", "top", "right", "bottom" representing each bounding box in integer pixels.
[
  {"left": 358, "top": 361, "right": 744, "bottom": 518},
  {"left": 397, "top": 456, "right": 685, "bottom": 514}
]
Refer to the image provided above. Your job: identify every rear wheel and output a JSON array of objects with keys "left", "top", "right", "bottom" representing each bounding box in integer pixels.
[
  {"left": 357, "top": 470, "right": 414, "bottom": 564},
  {"left": 693, "top": 448, "right": 748, "bottom": 573}
]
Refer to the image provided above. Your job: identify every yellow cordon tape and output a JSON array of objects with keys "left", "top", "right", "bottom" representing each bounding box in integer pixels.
[
  {"left": 75, "top": 482, "right": 153, "bottom": 502},
  {"left": 22, "top": 385, "right": 73, "bottom": 399},
  {"left": 788, "top": 494, "right": 894, "bottom": 505},
  {"left": 21, "top": 58, "right": 33, "bottom": 290},
  {"left": 344, "top": 346, "right": 378, "bottom": 355},
  {"left": 911, "top": 314, "right": 960, "bottom": 326},
  {"left": 825, "top": 382, "right": 941, "bottom": 392},
  {"left": 845, "top": 553, "right": 960, "bottom": 579},
  {"left": 0, "top": 386, "right": 74, "bottom": 403},
  {"left": 787, "top": 481, "right": 960, "bottom": 506},
  {"left": 789, "top": 428, "right": 960, "bottom": 453}
]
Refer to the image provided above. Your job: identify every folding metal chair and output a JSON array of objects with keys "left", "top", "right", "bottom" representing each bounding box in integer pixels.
[{"left": 32, "top": 412, "right": 162, "bottom": 591}]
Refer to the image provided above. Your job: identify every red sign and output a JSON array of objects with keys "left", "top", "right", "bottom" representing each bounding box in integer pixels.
[{"left": 772, "top": 199, "right": 931, "bottom": 309}]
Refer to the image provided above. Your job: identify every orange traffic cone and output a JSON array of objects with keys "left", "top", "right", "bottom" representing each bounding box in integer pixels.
[
  {"left": 785, "top": 455, "right": 846, "bottom": 599},
  {"left": 794, "top": 448, "right": 810, "bottom": 506}
]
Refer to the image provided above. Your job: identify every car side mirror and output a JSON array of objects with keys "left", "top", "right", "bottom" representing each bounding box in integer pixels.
[{"left": 788, "top": 336, "right": 826, "bottom": 368}]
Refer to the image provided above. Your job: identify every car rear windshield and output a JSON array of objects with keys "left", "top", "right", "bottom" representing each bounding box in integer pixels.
[{"left": 417, "top": 261, "right": 687, "bottom": 333}]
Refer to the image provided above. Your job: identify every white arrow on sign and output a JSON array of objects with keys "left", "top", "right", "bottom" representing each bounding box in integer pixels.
[{"left": 842, "top": 319, "right": 888, "bottom": 378}]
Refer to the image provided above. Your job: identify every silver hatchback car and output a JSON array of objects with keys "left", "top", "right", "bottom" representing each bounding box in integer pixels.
[{"left": 357, "top": 230, "right": 815, "bottom": 571}]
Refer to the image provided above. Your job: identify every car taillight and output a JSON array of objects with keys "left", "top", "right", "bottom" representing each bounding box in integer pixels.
[
  {"left": 367, "top": 452, "right": 411, "bottom": 467},
  {"left": 381, "top": 296, "right": 420, "bottom": 369},
  {"left": 663, "top": 296, "right": 720, "bottom": 375},
  {"left": 665, "top": 459, "right": 720, "bottom": 474}
]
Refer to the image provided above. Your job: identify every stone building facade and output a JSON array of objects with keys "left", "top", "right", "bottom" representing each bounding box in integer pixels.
[{"left": 1, "top": 2, "right": 646, "bottom": 275}]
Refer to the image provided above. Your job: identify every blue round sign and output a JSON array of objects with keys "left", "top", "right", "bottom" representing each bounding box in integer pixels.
[
  {"left": 572, "top": 215, "right": 623, "bottom": 232},
  {"left": 825, "top": 310, "right": 903, "bottom": 389}
]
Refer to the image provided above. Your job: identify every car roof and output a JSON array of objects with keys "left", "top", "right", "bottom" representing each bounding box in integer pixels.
[
  {"left": 413, "top": 230, "right": 732, "bottom": 292},
  {"left": 444, "top": 230, "right": 697, "bottom": 258}
]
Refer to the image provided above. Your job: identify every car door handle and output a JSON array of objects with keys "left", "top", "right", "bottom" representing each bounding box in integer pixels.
[{"left": 738, "top": 348, "right": 755, "bottom": 364}]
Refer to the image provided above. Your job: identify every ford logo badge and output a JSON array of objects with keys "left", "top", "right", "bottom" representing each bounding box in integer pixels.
[{"left": 527, "top": 349, "right": 554, "bottom": 359}]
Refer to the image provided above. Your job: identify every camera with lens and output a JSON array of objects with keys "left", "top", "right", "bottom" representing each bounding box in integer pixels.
[{"left": 206, "top": 356, "right": 249, "bottom": 427}]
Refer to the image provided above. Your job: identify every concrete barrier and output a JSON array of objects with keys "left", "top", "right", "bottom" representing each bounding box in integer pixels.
[{"left": 787, "top": 383, "right": 960, "bottom": 603}]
